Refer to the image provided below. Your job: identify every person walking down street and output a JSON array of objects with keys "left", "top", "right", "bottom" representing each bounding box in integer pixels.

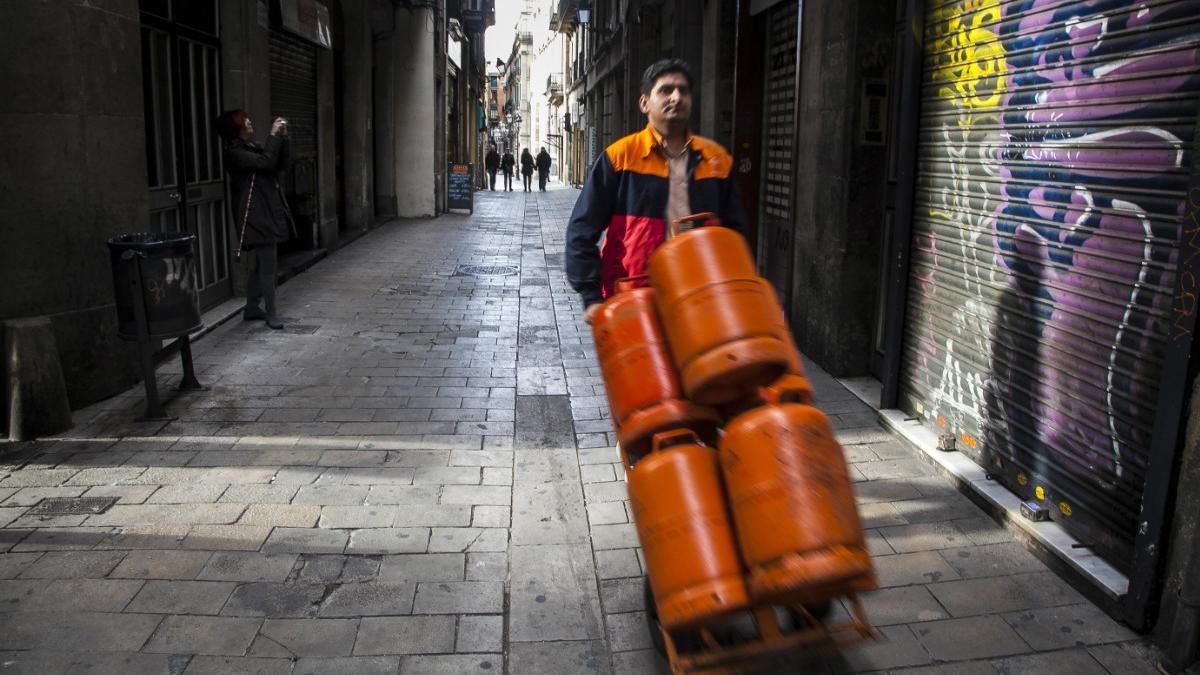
[
  {"left": 501, "top": 149, "right": 516, "bottom": 191},
  {"left": 521, "top": 148, "right": 535, "bottom": 192},
  {"left": 216, "top": 109, "right": 296, "bottom": 330},
  {"left": 485, "top": 143, "right": 500, "bottom": 191},
  {"left": 565, "top": 59, "right": 745, "bottom": 324},
  {"left": 536, "top": 148, "right": 552, "bottom": 191}
]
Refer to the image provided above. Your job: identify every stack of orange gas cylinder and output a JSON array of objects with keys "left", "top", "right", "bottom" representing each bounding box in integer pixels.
[{"left": 591, "top": 222, "right": 877, "bottom": 663}]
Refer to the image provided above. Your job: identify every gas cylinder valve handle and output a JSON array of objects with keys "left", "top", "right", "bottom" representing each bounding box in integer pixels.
[
  {"left": 651, "top": 428, "right": 701, "bottom": 453},
  {"left": 763, "top": 381, "right": 809, "bottom": 406}
]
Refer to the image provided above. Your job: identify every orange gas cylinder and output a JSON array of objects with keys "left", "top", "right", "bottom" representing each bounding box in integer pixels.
[
  {"left": 627, "top": 430, "right": 750, "bottom": 630},
  {"left": 719, "top": 388, "right": 875, "bottom": 604},
  {"left": 718, "top": 280, "right": 815, "bottom": 421},
  {"left": 592, "top": 288, "right": 720, "bottom": 461},
  {"left": 648, "top": 227, "right": 791, "bottom": 406}
]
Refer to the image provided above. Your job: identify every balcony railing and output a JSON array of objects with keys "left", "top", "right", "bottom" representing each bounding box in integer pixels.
[{"left": 546, "top": 74, "right": 564, "bottom": 104}]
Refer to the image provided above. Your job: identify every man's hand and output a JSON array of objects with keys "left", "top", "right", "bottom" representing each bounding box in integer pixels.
[{"left": 584, "top": 303, "right": 602, "bottom": 325}]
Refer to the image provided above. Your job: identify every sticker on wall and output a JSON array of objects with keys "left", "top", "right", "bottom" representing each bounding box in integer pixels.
[
  {"left": 1017, "top": 473, "right": 1028, "bottom": 486},
  {"left": 1035, "top": 486, "right": 1045, "bottom": 501},
  {"left": 1059, "top": 501, "right": 1073, "bottom": 517}
]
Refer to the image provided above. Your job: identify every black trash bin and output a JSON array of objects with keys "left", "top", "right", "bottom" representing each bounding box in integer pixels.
[{"left": 108, "top": 232, "right": 203, "bottom": 340}]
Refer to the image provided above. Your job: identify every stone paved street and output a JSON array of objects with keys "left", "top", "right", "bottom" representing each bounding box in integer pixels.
[{"left": 0, "top": 186, "right": 1163, "bottom": 674}]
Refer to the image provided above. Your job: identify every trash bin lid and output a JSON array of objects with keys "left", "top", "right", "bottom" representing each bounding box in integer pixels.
[{"left": 107, "top": 232, "right": 196, "bottom": 250}]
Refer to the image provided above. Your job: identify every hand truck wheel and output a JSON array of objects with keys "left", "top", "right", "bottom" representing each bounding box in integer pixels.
[
  {"left": 643, "top": 575, "right": 703, "bottom": 657},
  {"left": 787, "top": 599, "right": 833, "bottom": 628}
]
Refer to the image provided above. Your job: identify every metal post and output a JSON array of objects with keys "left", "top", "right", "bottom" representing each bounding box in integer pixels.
[
  {"left": 126, "top": 253, "right": 170, "bottom": 420},
  {"left": 177, "top": 335, "right": 202, "bottom": 391}
]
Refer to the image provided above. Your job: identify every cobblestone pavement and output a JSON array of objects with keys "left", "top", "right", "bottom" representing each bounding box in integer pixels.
[{"left": 0, "top": 186, "right": 1162, "bottom": 674}]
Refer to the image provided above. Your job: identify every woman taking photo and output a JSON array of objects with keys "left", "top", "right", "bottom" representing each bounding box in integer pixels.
[{"left": 215, "top": 110, "right": 294, "bottom": 329}]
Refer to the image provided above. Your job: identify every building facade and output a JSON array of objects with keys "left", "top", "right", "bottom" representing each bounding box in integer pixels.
[
  {"left": 1, "top": 0, "right": 493, "bottom": 433},
  {"left": 503, "top": 11, "right": 535, "bottom": 155}
]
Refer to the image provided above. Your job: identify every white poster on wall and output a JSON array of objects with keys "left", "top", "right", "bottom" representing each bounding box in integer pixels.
[{"left": 279, "top": 0, "right": 333, "bottom": 49}]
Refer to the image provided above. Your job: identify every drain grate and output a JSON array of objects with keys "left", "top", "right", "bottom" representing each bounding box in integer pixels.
[
  {"left": 455, "top": 264, "right": 518, "bottom": 277},
  {"left": 29, "top": 496, "right": 118, "bottom": 516}
]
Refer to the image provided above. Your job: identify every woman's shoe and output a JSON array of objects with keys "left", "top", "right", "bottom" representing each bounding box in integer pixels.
[
  {"left": 243, "top": 307, "right": 266, "bottom": 321},
  {"left": 265, "top": 315, "right": 284, "bottom": 330}
]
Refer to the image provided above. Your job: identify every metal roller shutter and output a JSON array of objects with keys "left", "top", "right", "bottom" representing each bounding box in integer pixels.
[
  {"left": 269, "top": 28, "right": 318, "bottom": 244},
  {"left": 757, "top": 0, "right": 799, "bottom": 304},
  {"left": 902, "top": 0, "right": 1200, "bottom": 570}
]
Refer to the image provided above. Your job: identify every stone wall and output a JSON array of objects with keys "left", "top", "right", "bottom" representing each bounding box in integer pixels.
[
  {"left": 0, "top": 0, "right": 148, "bottom": 409},
  {"left": 788, "top": 1, "right": 894, "bottom": 377}
]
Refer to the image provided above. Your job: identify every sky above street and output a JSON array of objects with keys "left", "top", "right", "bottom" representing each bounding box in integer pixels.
[{"left": 485, "top": 0, "right": 526, "bottom": 65}]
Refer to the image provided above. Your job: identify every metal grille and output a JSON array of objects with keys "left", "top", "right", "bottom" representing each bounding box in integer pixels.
[
  {"left": 269, "top": 28, "right": 319, "bottom": 236},
  {"left": 756, "top": 0, "right": 800, "bottom": 305},
  {"left": 30, "top": 497, "right": 117, "bottom": 516},
  {"left": 455, "top": 264, "right": 519, "bottom": 277},
  {"left": 901, "top": 0, "right": 1200, "bottom": 570}
]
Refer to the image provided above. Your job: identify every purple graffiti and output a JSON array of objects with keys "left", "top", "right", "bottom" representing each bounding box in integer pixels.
[{"left": 988, "top": 0, "right": 1198, "bottom": 531}]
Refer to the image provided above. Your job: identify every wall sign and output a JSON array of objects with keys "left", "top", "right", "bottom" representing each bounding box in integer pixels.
[{"left": 279, "top": 0, "right": 332, "bottom": 49}]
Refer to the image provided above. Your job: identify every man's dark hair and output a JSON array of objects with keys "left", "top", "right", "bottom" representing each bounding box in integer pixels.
[{"left": 640, "top": 59, "right": 693, "bottom": 96}]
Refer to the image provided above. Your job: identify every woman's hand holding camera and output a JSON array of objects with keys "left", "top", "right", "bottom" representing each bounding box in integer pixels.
[{"left": 270, "top": 117, "right": 289, "bottom": 136}]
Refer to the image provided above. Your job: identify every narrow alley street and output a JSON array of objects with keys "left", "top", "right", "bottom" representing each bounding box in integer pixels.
[{"left": 0, "top": 187, "right": 1162, "bottom": 675}]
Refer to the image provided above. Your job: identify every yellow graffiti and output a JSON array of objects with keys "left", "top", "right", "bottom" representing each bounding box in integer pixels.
[{"left": 930, "top": 0, "right": 1008, "bottom": 116}]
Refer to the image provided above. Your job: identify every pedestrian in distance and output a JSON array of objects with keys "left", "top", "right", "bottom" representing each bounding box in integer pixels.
[
  {"left": 216, "top": 109, "right": 297, "bottom": 330},
  {"left": 501, "top": 149, "right": 516, "bottom": 191},
  {"left": 521, "top": 148, "right": 535, "bottom": 192},
  {"left": 565, "top": 58, "right": 745, "bottom": 324},
  {"left": 485, "top": 142, "right": 500, "bottom": 190},
  {"left": 536, "top": 147, "right": 552, "bottom": 191}
]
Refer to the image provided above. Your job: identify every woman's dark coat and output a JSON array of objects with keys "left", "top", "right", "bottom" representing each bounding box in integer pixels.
[
  {"left": 520, "top": 151, "right": 535, "bottom": 176},
  {"left": 225, "top": 135, "right": 295, "bottom": 249},
  {"left": 501, "top": 152, "right": 516, "bottom": 175}
]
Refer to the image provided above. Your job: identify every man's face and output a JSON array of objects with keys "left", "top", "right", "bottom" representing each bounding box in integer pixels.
[{"left": 640, "top": 72, "right": 692, "bottom": 129}]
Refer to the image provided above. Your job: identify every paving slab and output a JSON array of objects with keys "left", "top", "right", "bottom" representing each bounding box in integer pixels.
[
  {"left": 354, "top": 615, "right": 457, "bottom": 655},
  {"left": 126, "top": 581, "right": 233, "bottom": 619}
]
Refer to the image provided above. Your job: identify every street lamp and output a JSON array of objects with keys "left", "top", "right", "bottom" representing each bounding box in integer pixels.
[{"left": 578, "top": 0, "right": 591, "bottom": 24}]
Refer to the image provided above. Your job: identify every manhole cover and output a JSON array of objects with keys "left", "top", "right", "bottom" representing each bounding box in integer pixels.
[
  {"left": 455, "top": 264, "right": 518, "bottom": 277},
  {"left": 29, "top": 496, "right": 118, "bottom": 516}
]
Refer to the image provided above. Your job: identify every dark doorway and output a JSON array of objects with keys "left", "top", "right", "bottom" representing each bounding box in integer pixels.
[{"left": 139, "top": 0, "right": 231, "bottom": 309}]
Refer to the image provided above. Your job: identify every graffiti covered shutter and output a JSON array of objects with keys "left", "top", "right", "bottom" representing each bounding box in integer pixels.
[{"left": 901, "top": 0, "right": 1200, "bottom": 571}]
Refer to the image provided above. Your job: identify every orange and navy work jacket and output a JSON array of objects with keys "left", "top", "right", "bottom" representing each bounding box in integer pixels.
[{"left": 565, "top": 124, "right": 745, "bottom": 306}]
